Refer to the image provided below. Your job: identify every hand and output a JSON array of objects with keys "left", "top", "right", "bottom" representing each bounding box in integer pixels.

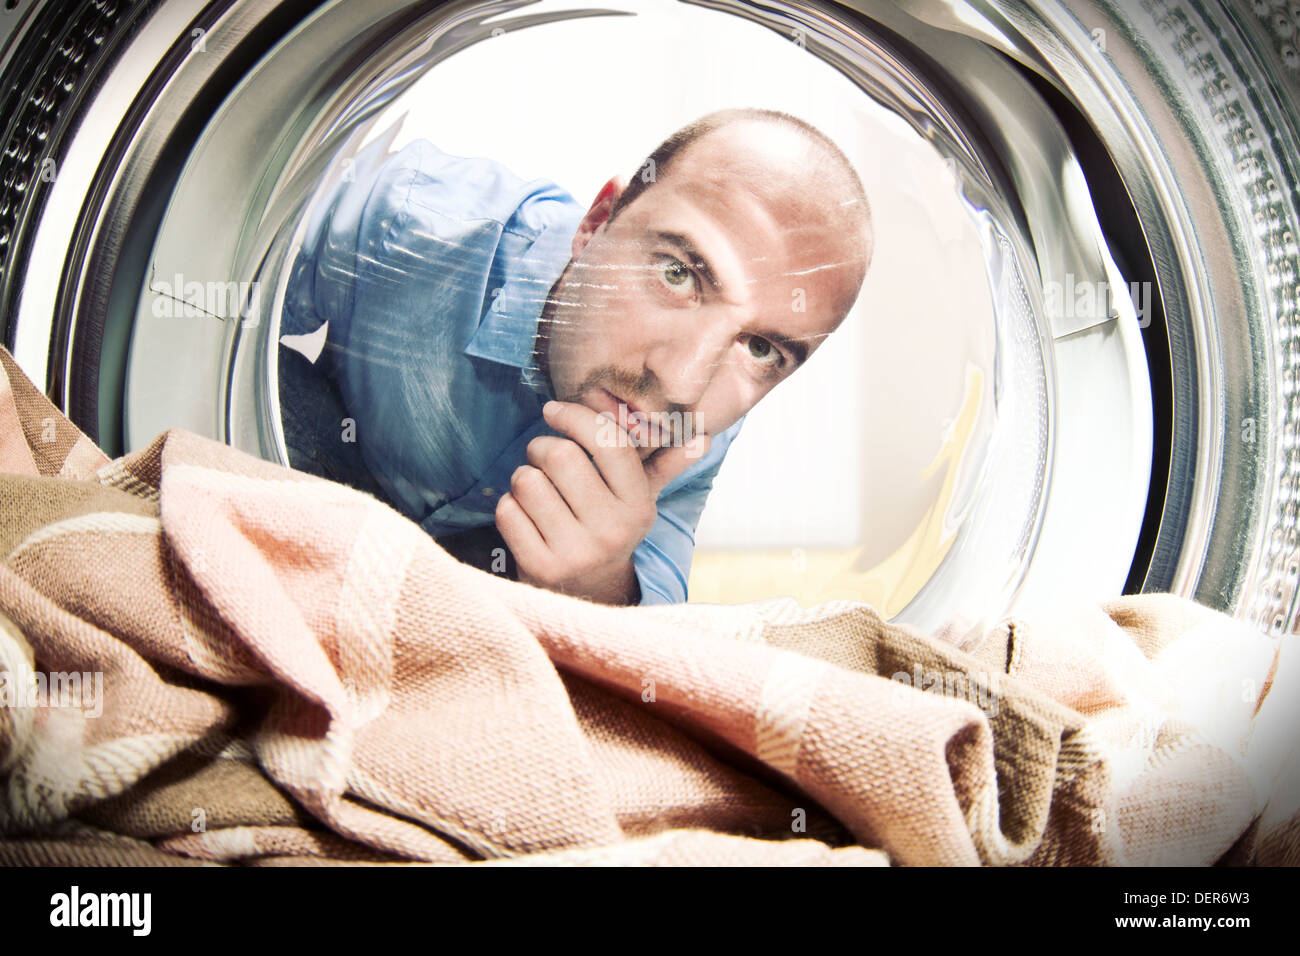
[{"left": 494, "top": 400, "right": 709, "bottom": 604}]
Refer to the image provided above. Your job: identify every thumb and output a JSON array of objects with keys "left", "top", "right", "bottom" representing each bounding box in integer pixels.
[{"left": 644, "top": 432, "right": 710, "bottom": 499}]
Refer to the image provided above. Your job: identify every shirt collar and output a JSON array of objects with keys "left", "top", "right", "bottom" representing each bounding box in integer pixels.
[{"left": 463, "top": 209, "right": 582, "bottom": 401}]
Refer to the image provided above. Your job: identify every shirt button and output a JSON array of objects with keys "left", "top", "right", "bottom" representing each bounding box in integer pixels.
[{"left": 481, "top": 487, "right": 497, "bottom": 497}]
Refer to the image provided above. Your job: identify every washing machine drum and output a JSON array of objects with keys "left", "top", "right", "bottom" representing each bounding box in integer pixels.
[{"left": 3, "top": 0, "right": 1299, "bottom": 636}]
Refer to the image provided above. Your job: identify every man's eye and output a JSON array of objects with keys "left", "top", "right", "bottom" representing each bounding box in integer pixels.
[
  {"left": 654, "top": 255, "right": 696, "bottom": 293},
  {"left": 743, "top": 335, "right": 783, "bottom": 368}
]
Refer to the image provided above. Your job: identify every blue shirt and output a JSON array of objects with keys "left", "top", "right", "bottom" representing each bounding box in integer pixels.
[{"left": 277, "top": 137, "right": 742, "bottom": 605}]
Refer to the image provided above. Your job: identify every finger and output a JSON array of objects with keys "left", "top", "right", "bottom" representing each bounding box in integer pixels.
[
  {"left": 542, "top": 401, "right": 648, "bottom": 504},
  {"left": 644, "top": 432, "right": 710, "bottom": 498},
  {"left": 508, "top": 463, "right": 582, "bottom": 549},
  {"left": 494, "top": 491, "right": 551, "bottom": 574},
  {"left": 526, "top": 435, "right": 614, "bottom": 526}
]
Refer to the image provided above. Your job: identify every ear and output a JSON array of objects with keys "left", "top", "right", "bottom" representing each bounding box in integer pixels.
[{"left": 572, "top": 175, "right": 627, "bottom": 258}]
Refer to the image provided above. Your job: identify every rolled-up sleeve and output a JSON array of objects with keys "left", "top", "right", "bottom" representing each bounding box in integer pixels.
[{"left": 632, "top": 419, "right": 743, "bottom": 605}]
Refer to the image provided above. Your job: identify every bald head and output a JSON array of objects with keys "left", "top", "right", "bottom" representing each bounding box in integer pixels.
[{"left": 610, "top": 108, "right": 874, "bottom": 318}]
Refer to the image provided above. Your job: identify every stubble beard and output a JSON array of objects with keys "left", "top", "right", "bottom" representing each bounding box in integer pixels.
[
  {"left": 532, "top": 265, "right": 697, "bottom": 459},
  {"left": 530, "top": 270, "right": 568, "bottom": 402}
]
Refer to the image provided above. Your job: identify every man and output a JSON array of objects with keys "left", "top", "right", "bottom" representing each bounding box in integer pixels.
[{"left": 277, "top": 108, "right": 873, "bottom": 606}]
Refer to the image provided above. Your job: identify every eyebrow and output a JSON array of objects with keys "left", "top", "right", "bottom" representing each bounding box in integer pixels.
[
  {"left": 654, "top": 230, "right": 720, "bottom": 292},
  {"left": 759, "top": 331, "right": 810, "bottom": 367},
  {"left": 654, "top": 229, "right": 811, "bottom": 369}
]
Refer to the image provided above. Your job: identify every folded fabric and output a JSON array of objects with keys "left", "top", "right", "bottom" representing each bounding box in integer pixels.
[{"left": 0, "top": 344, "right": 1295, "bottom": 866}]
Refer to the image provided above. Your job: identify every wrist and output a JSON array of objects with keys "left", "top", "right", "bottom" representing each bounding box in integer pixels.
[{"left": 585, "top": 556, "right": 640, "bottom": 606}]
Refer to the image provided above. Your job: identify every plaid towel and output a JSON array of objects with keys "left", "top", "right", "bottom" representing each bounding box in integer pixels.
[{"left": 0, "top": 344, "right": 1295, "bottom": 865}]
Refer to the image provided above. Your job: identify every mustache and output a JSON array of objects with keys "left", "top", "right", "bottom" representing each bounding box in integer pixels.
[{"left": 571, "top": 366, "right": 696, "bottom": 442}]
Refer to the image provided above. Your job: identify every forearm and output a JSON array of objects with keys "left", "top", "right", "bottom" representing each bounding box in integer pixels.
[
  {"left": 581, "top": 557, "right": 641, "bottom": 606},
  {"left": 521, "top": 551, "right": 641, "bottom": 606}
]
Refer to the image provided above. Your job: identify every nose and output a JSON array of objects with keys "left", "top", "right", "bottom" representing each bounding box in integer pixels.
[{"left": 644, "top": 315, "right": 734, "bottom": 409}]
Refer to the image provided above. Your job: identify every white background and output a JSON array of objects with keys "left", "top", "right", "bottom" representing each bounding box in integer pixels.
[{"left": 363, "top": 0, "right": 996, "bottom": 566}]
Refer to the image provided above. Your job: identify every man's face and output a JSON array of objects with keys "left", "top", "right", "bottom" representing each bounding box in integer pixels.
[{"left": 539, "top": 123, "right": 868, "bottom": 458}]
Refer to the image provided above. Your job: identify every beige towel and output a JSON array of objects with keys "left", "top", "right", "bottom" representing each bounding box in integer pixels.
[{"left": 0, "top": 344, "right": 1294, "bottom": 865}]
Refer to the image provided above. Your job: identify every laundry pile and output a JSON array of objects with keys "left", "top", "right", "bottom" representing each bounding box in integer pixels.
[{"left": 0, "top": 345, "right": 1295, "bottom": 866}]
